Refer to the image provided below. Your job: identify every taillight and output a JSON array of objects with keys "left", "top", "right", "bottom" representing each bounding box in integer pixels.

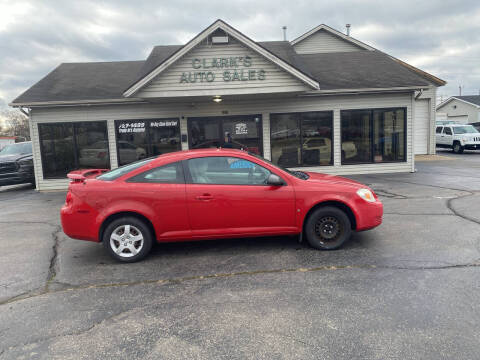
[
  {"left": 97, "top": 152, "right": 106, "bottom": 159},
  {"left": 65, "top": 191, "right": 73, "bottom": 205}
]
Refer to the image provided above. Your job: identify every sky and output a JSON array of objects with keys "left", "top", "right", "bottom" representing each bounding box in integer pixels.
[{"left": 1, "top": 0, "right": 479, "bottom": 113}]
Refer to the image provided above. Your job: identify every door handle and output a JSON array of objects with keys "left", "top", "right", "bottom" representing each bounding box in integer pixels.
[{"left": 196, "top": 194, "right": 214, "bottom": 201}]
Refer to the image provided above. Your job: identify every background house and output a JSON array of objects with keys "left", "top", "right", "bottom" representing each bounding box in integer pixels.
[{"left": 436, "top": 95, "right": 480, "bottom": 124}]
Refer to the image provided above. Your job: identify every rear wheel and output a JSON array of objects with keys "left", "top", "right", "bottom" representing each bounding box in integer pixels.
[
  {"left": 453, "top": 142, "right": 464, "bottom": 154},
  {"left": 103, "top": 217, "right": 153, "bottom": 262},
  {"left": 305, "top": 206, "right": 352, "bottom": 250}
]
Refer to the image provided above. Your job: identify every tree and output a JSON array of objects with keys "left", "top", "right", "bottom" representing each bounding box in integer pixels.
[{"left": 0, "top": 109, "right": 30, "bottom": 140}]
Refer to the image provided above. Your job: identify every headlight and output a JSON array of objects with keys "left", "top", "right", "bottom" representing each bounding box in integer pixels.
[{"left": 357, "top": 188, "right": 376, "bottom": 202}]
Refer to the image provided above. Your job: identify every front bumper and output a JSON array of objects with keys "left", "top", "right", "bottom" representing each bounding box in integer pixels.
[
  {"left": 355, "top": 200, "right": 383, "bottom": 231},
  {"left": 0, "top": 169, "right": 34, "bottom": 186},
  {"left": 463, "top": 143, "right": 480, "bottom": 150}
]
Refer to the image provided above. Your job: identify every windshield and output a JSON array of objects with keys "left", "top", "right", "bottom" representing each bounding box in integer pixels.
[
  {"left": 453, "top": 126, "right": 479, "bottom": 134},
  {"left": 97, "top": 158, "right": 154, "bottom": 181},
  {"left": 0, "top": 142, "right": 32, "bottom": 156},
  {"left": 248, "top": 153, "right": 310, "bottom": 180}
]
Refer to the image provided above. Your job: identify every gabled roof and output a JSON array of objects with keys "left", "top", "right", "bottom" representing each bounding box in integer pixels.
[
  {"left": 291, "top": 24, "right": 374, "bottom": 51},
  {"left": 123, "top": 19, "right": 320, "bottom": 97},
  {"left": 10, "top": 19, "right": 445, "bottom": 107},
  {"left": 437, "top": 95, "right": 480, "bottom": 110}
]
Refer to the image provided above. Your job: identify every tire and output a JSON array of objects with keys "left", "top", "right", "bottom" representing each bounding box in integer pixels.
[
  {"left": 453, "top": 142, "right": 464, "bottom": 154},
  {"left": 304, "top": 206, "right": 352, "bottom": 250},
  {"left": 103, "top": 217, "right": 153, "bottom": 263}
]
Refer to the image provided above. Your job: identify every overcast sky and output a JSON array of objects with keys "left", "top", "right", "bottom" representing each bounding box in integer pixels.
[{"left": 1, "top": 0, "right": 479, "bottom": 111}]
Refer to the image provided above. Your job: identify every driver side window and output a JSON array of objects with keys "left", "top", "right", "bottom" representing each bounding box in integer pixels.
[{"left": 187, "top": 156, "right": 272, "bottom": 185}]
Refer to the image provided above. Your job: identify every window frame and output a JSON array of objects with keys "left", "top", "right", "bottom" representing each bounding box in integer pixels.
[
  {"left": 183, "top": 156, "right": 282, "bottom": 186},
  {"left": 270, "top": 110, "right": 334, "bottom": 168},
  {"left": 340, "top": 107, "right": 407, "bottom": 165},
  {"left": 126, "top": 161, "right": 185, "bottom": 184},
  {"left": 38, "top": 120, "right": 109, "bottom": 179},
  {"left": 114, "top": 118, "right": 181, "bottom": 166},
  {"left": 443, "top": 127, "right": 453, "bottom": 135}
]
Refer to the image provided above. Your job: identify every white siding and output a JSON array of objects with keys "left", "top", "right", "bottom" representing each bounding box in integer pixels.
[
  {"left": 136, "top": 37, "right": 309, "bottom": 98},
  {"left": 293, "top": 30, "right": 364, "bottom": 54},
  {"left": 415, "top": 87, "right": 437, "bottom": 154},
  {"left": 30, "top": 92, "right": 414, "bottom": 190},
  {"left": 414, "top": 99, "right": 429, "bottom": 154}
]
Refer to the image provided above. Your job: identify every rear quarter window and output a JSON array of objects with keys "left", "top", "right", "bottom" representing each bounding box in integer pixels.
[{"left": 97, "top": 158, "right": 153, "bottom": 181}]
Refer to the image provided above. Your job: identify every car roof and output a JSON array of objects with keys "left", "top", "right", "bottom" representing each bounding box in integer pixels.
[
  {"left": 445, "top": 124, "right": 474, "bottom": 127},
  {"left": 150, "top": 148, "right": 251, "bottom": 164}
]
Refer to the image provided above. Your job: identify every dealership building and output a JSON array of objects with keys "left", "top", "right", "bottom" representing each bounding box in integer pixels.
[{"left": 10, "top": 20, "right": 445, "bottom": 191}]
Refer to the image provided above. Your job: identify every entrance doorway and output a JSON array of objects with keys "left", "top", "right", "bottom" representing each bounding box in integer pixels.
[{"left": 188, "top": 114, "right": 263, "bottom": 155}]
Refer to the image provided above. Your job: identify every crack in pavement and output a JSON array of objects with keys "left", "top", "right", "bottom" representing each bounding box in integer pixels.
[
  {"left": 0, "top": 306, "right": 138, "bottom": 356},
  {"left": 46, "top": 226, "right": 63, "bottom": 290},
  {"left": 1, "top": 261, "right": 480, "bottom": 308}
]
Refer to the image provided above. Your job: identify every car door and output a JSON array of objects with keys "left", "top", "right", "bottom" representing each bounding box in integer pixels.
[
  {"left": 442, "top": 126, "right": 453, "bottom": 146},
  {"left": 435, "top": 126, "right": 443, "bottom": 146},
  {"left": 184, "top": 155, "right": 297, "bottom": 238},
  {"left": 125, "top": 161, "right": 190, "bottom": 240}
]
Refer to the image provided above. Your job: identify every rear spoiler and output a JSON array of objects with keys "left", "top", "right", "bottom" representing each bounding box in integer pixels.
[{"left": 67, "top": 169, "right": 109, "bottom": 183}]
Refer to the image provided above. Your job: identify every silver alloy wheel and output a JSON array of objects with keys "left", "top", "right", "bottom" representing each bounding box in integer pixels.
[{"left": 109, "top": 224, "right": 144, "bottom": 258}]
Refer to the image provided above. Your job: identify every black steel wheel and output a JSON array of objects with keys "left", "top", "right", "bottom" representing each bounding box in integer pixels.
[
  {"left": 305, "top": 206, "right": 352, "bottom": 250},
  {"left": 453, "top": 142, "right": 464, "bottom": 154}
]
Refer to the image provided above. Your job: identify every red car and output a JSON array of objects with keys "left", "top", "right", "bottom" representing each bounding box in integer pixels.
[{"left": 61, "top": 149, "right": 383, "bottom": 262}]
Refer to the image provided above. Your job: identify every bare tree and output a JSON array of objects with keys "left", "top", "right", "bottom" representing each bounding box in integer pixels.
[{"left": 0, "top": 109, "right": 30, "bottom": 140}]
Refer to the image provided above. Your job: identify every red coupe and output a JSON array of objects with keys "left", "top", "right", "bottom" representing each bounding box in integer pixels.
[{"left": 61, "top": 149, "right": 383, "bottom": 262}]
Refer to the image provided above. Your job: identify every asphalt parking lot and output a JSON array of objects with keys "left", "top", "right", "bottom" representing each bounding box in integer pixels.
[{"left": 1, "top": 149, "right": 480, "bottom": 359}]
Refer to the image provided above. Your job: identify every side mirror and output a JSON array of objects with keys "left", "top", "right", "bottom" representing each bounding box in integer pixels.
[{"left": 266, "top": 174, "right": 284, "bottom": 186}]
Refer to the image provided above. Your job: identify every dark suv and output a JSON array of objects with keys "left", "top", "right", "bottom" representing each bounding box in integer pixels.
[{"left": 0, "top": 142, "right": 35, "bottom": 186}]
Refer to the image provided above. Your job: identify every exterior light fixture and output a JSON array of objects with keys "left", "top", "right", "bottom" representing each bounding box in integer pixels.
[{"left": 213, "top": 96, "right": 222, "bottom": 103}]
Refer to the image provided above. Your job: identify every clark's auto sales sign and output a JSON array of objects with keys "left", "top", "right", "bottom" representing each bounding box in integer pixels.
[{"left": 180, "top": 55, "right": 266, "bottom": 83}]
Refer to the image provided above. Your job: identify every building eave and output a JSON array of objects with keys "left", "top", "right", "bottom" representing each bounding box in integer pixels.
[
  {"left": 9, "top": 98, "right": 147, "bottom": 108},
  {"left": 436, "top": 96, "right": 480, "bottom": 111},
  {"left": 299, "top": 86, "right": 426, "bottom": 97}
]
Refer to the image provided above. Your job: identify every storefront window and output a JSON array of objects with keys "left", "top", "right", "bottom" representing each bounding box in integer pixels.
[
  {"left": 373, "top": 109, "right": 405, "bottom": 162},
  {"left": 341, "top": 108, "right": 406, "bottom": 164},
  {"left": 39, "top": 121, "right": 109, "bottom": 179},
  {"left": 188, "top": 115, "right": 263, "bottom": 155},
  {"left": 270, "top": 111, "right": 333, "bottom": 167},
  {"left": 115, "top": 119, "right": 181, "bottom": 166}
]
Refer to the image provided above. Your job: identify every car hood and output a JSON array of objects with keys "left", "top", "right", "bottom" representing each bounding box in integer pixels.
[
  {"left": 460, "top": 133, "right": 480, "bottom": 139},
  {"left": 0, "top": 154, "right": 32, "bottom": 162},
  {"left": 305, "top": 172, "right": 365, "bottom": 189}
]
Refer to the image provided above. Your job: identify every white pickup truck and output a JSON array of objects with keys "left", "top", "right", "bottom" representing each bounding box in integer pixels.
[{"left": 436, "top": 124, "right": 480, "bottom": 153}]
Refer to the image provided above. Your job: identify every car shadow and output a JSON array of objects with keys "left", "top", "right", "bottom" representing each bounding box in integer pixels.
[{"left": 147, "top": 232, "right": 365, "bottom": 258}]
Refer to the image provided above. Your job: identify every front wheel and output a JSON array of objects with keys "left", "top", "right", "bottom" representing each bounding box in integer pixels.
[
  {"left": 103, "top": 217, "right": 153, "bottom": 262},
  {"left": 452, "top": 142, "right": 464, "bottom": 154},
  {"left": 304, "top": 206, "right": 352, "bottom": 250}
]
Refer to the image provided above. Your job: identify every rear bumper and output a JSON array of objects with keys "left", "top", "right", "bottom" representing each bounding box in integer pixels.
[{"left": 61, "top": 204, "right": 99, "bottom": 242}]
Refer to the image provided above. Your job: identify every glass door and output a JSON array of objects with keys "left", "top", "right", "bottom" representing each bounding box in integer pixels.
[{"left": 188, "top": 115, "right": 263, "bottom": 155}]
